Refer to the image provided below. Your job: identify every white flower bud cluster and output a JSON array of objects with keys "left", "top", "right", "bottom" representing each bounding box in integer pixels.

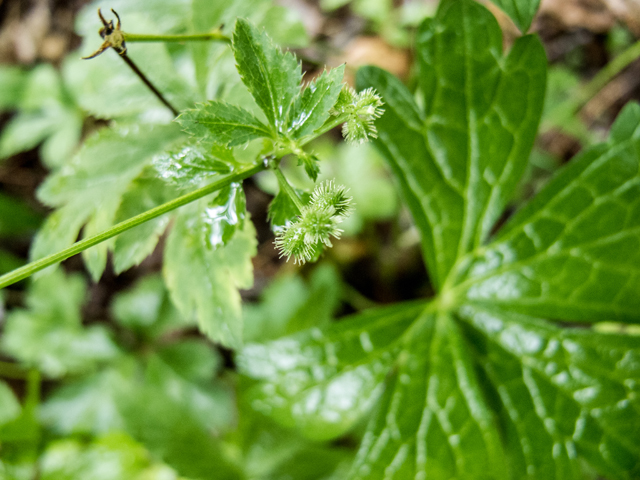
[
  {"left": 275, "top": 181, "right": 354, "bottom": 264},
  {"left": 331, "top": 86, "right": 384, "bottom": 144}
]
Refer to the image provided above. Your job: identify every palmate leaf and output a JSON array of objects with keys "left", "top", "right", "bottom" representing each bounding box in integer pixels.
[
  {"left": 454, "top": 103, "right": 640, "bottom": 323},
  {"left": 350, "top": 311, "right": 507, "bottom": 480},
  {"left": 242, "top": 0, "right": 640, "bottom": 478},
  {"left": 238, "top": 302, "right": 426, "bottom": 441},
  {"left": 357, "top": 0, "right": 546, "bottom": 289},
  {"left": 458, "top": 305, "right": 640, "bottom": 480}
]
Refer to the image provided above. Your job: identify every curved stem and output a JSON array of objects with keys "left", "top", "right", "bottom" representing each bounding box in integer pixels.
[
  {"left": 271, "top": 165, "right": 305, "bottom": 212},
  {"left": 0, "top": 162, "right": 267, "bottom": 289},
  {"left": 123, "top": 31, "right": 231, "bottom": 44}
]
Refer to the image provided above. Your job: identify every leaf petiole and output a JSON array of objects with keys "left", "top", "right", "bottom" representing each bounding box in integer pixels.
[
  {"left": 123, "top": 31, "right": 231, "bottom": 44},
  {"left": 271, "top": 163, "right": 305, "bottom": 212},
  {"left": 0, "top": 162, "right": 267, "bottom": 289}
]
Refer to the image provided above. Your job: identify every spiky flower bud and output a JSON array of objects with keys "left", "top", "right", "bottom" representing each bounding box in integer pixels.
[
  {"left": 275, "top": 181, "right": 354, "bottom": 264},
  {"left": 331, "top": 86, "right": 384, "bottom": 144}
]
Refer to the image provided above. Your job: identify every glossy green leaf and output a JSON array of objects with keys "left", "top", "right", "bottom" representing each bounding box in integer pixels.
[
  {"left": 177, "top": 101, "right": 273, "bottom": 146},
  {"left": 201, "top": 182, "right": 247, "bottom": 249},
  {"left": 456, "top": 102, "right": 640, "bottom": 323},
  {"left": 31, "top": 123, "right": 183, "bottom": 280},
  {"left": 457, "top": 304, "right": 640, "bottom": 479},
  {"left": 112, "top": 172, "right": 178, "bottom": 274},
  {"left": 356, "top": 0, "right": 546, "bottom": 289},
  {"left": 287, "top": 65, "right": 345, "bottom": 139},
  {"left": 232, "top": 18, "right": 302, "bottom": 131},
  {"left": 1, "top": 271, "right": 118, "bottom": 378},
  {"left": 163, "top": 205, "right": 256, "bottom": 348},
  {"left": 153, "top": 143, "right": 233, "bottom": 189},
  {"left": 350, "top": 311, "right": 507, "bottom": 480},
  {"left": 489, "top": 0, "right": 541, "bottom": 32},
  {"left": 238, "top": 301, "right": 427, "bottom": 440}
]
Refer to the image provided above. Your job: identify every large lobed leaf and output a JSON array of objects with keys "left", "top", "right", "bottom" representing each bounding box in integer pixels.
[
  {"left": 242, "top": 1, "right": 640, "bottom": 479},
  {"left": 357, "top": 0, "right": 546, "bottom": 290},
  {"left": 455, "top": 103, "right": 640, "bottom": 323}
]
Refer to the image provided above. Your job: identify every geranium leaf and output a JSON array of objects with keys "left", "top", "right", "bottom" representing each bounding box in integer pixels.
[
  {"left": 456, "top": 102, "right": 640, "bottom": 323},
  {"left": 238, "top": 302, "right": 427, "bottom": 441},
  {"left": 350, "top": 311, "right": 507, "bottom": 480},
  {"left": 357, "top": 0, "right": 546, "bottom": 289},
  {"left": 457, "top": 304, "right": 640, "bottom": 479}
]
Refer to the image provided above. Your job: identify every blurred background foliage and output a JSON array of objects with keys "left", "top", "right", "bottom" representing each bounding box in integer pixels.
[{"left": 1, "top": 0, "right": 640, "bottom": 478}]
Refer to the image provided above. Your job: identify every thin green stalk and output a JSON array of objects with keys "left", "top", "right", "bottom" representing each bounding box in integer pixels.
[
  {"left": 272, "top": 165, "right": 305, "bottom": 212},
  {"left": 0, "top": 162, "right": 267, "bottom": 290},
  {"left": 546, "top": 39, "right": 640, "bottom": 127},
  {"left": 123, "top": 31, "right": 231, "bottom": 44}
]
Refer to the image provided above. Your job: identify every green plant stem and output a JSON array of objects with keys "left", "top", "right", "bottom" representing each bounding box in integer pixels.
[
  {"left": 119, "top": 53, "right": 179, "bottom": 116},
  {"left": 0, "top": 360, "right": 29, "bottom": 380},
  {"left": 0, "top": 162, "right": 267, "bottom": 290},
  {"left": 272, "top": 165, "right": 305, "bottom": 212},
  {"left": 547, "top": 38, "right": 640, "bottom": 126},
  {"left": 123, "top": 31, "right": 231, "bottom": 44},
  {"left": 299, "top": 114, "right": 349, "bottom": 148}
]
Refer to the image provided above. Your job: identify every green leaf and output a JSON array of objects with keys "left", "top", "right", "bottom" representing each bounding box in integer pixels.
[
  {"left": 232, "top": 18, "right": 302, "bottom": 132},
  {"left": 202, "top": 182, "right": 247, "bottom": 249},
  {"left": 31, "top": 123, "right": 183, "bottom": 280},
  {"left": 456, "top": 102, "right": 640, "bottom": 323},
  {"left": 267, "top": 187, "right": 308, "bottom": 231},
  {"left": 111, "top": 275, "right": 191, "bottom": 339},
  {"left": 40, "top": 367, "right": 128, "bottom": 435},
  {"left": 177, "top": 101, "right": 273, "bottom": 146},
  {"left": 244, "top": 264, "right": 342, "bottom": 342},
  {"left": 39, "top": 433, "right": 179, "bottom": 480},
  {"left": 350, "top": 311, "right": 507, "bottom": 480},
  {"left": 356, "top": 0, "right": 546, "bottom": 289},
  {"left": 163, "top": 205, "right": 256, "bottom": 348},
  {"left": 0, "top": 66, "right": 26, "bottom": 111},
  {"left": 1, "top": 270, "right": 118, "bottom": 378},
  {"left": 287, "top": 65, "right": 345, "bottom": 139},
  {"left": 153, "top": 143, "right": 233, "bottom": 189},
  {"left": 457, "top": 304, "right": 640, "bottom": 479},
  {"left": 0, "top": 381, "right": 21, "bottom": 426},
  {"left": 488, "top": 0, "right": 541, "bottom": 32},
  {"left": 238, "top": 301, "right": 426, "bottom": 440},
  {"left": 116, "top": 356, "right": 240, "bottom": 480},
  {"left": 112, "top": 172, "right": 179, "bottom": 274}
]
